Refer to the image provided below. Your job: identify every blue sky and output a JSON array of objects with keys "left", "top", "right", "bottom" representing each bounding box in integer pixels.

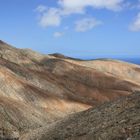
[{"left": 0, "top": 0, "right": 140, "bottom": 58}]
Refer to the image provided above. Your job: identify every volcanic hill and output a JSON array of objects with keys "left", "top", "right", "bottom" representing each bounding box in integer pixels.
[{"left": 0, "top": 40, "right": 140, "bottom": 140}]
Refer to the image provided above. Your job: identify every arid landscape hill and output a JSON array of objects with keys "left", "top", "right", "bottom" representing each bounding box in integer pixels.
[
  {"left": 0, "top": 40, "right": 140, "bottom": 139},
  {"left": 21, "top": 92, "right": 140, "bottom": 140}
]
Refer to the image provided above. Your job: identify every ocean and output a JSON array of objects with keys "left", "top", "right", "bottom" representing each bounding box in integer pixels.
[
  {"left": 118, "top": 58, "right": 140, "bottom": 65},
  {"left": 82, "top": 57, "right": 140, "bottom": 65}
]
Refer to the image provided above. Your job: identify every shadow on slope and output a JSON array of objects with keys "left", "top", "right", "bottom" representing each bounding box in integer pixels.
[{"left": 21, "top": 92, "right": 140, "bottom": 140}]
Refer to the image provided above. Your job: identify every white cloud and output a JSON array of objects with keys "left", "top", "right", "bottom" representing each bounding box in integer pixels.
[
  {"left": 36, "top": 0, "right": 124, "bottom": 28},
  {"left": 75, "top": 18, "right": 102, "bottom": 32},
  {"left": 36, "top": 4, "right": 84, "bottom": 28},
  {"left": 54, "top": 32, "right": 64, "bottom": 37},
  {"left": 129, "top": 13, "right": 140, "bottom": 32},
  {"left": 36, "top": 5, "right": 47, "bottom": 13},
  {"left": 39, "top": 8, "right": 61, "bottom": 28},
  {"left": 59, "top": 0, "right": 124, "bottom": 12}
]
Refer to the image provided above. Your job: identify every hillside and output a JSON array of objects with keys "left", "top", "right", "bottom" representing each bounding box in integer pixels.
[
  {"left": 0, "top": 40, "right": 140, "bottom": 139},
  {"left": 21, "top": 92, "right": 140, "bottom": 140}
]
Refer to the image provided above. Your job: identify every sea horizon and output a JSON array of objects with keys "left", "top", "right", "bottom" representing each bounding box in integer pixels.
[{"left": 80, "top": 57, "right": 140, "bottom": 65}]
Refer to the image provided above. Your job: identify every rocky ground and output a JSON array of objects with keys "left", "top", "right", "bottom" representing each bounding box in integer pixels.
[{"left": 21, "top": 92, "right": 140, "bottom": 140}]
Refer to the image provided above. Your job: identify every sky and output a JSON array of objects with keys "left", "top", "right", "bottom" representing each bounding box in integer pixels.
[{"left": 0, "top": 0, "right": 140, "bottom": 59}]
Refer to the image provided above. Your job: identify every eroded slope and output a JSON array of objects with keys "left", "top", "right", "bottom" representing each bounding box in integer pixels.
[{"left": 22, "top": 92, "right": 140, "bottom": 140}]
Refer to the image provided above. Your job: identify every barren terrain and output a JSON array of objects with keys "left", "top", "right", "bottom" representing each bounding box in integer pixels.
[{"left": 0, "top": 40, "right": 140, "bottom": 139}]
